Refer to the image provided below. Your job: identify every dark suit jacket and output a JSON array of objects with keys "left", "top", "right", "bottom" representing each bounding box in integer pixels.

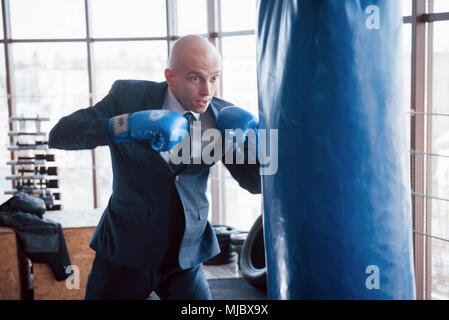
[{"left": 48, "top": 80, "right": 261, "bottom": 272}]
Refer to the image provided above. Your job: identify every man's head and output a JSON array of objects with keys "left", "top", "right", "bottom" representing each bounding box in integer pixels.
[{"left": 165, "top": 34, "right": 222, "bottom": 114}]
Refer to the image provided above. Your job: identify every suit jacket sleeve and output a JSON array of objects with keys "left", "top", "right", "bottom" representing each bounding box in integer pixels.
[
  {"left": 48, "top": 81, "right": 123, "bottom": 150},
  {"left": 222, "top": 141, "right": 262, "bottom": 195}
]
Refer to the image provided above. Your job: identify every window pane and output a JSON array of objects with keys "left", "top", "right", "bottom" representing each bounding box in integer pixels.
[
  {"left": 433, "top": 21, "right": 449, "bottom": 115},
  {"left": 402, "top": 0, "right": 412, "bottom": 16},
  {"left": 177, "top": 0, "right": 207, "bottom": 36},
  {"left": 93, "top": 41, "right": 167, "bottom": 99},
  {"left": 0, "top": 3, "right": 3, "bottom": 39},
  {"left": 96, "top": 147, "right": 112, "bottom": 209},
  {"left": 430, "top": 154, "right": 449, "bottom": 201},
  {"left": 220, "top": 0, "right": 256, "bottom": 32},
  {"left": 429, "top": 167, "right": 449, "bottom": 300},
  {"left": 432, "top": 21, "right": 449, "bottom": 201},
  {"left": 434, "top": 0, "right": 449, "bottom": 13},
  {"left": 0, "top": 48, "right": 9, "bottom": 204},
  {"left": 430, "top": 20, "right": 449, "bottom": 301},
  {"left": 90, "top": 0, "right": 166, "bottom": 38},
  {"left": 0, "top": 44, "right": 5, "bottom": 97},
  {"left": 11, "top": 42, "right": 93, "bottom": 209},
  {"left": 12, "top": 43, "right": 89, "bottom": 118},
  {"left": 0, "top": 168, "right": 11, "bottom": 204},
  {"left": 220, "top": 35, "right": 260, "bottom": 231},
  {"left": 10, "top": 0, "right": 85, "bottom": 39},
  {"left": 58, "top": 167, "right": 94, "bottom": 210},
  {"left": 221, "top": 35, "right": 258, "bottom": 116},
  {"left": 222, "top": 167, "right": 261, "bottom": 231},
  {"left": 429, "top": 236, "right": 449, "bottom": 299}
]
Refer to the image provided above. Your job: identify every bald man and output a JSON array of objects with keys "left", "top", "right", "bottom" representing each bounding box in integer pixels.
[{"left": 48, "top": 35, "right": 261, "bottom": 300}]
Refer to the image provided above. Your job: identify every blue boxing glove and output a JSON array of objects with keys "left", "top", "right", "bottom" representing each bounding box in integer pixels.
[
  {"left": 216, "top": 106, "right": 259, "bottom": 161},
  {"left": 108, "top": 110, "right": 188, "bottom": 152}
]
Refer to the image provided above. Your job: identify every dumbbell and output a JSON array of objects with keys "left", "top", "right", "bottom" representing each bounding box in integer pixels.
[
  {"left": 44, "top": 191, "right": 61, "bottom": 200},
  {"left": 18, "top": 154, "right": 55, "bottom": 162},
  {"left": 17, "top": 141, "right": 48, "bottom": 146},
  {"left": 17, "top": 167, "right": 58, "bottom": 176},
  {"left": 39, "top": 167, "right": 58, "bottom": 175},
  {"left": 35, "top": 179, "right": 59, "bottom": 189},
  {"left": 45, "top": 180, "right": 59, "bottom": 189},
  {"left": 46, "top": 204, "right": 62, "bottom": 211}
]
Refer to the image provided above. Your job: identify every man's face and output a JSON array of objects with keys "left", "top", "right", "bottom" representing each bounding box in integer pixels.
[{"left": 165, "top": 56, "right": 221, "bottom": 114}]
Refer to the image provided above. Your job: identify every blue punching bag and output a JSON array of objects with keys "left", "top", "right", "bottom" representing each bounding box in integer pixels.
[{"left": 257, "top": 1, "right": 415, "bottom": 299}]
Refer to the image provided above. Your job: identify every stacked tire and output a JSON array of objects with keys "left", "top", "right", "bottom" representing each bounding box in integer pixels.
[
  {"left": 230, "top": 231, "right": 248, "bottom": 257},
  {"left": 239, "top": 215, "right": 267, "bottom": 292},
  {"left": 204, "top": 225, "right": 239, "bottom": 265}
]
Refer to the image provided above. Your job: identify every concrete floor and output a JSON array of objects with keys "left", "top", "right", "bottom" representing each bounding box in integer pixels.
[{"left": 203, "top": 260, "right": 242, "bottom": 279}]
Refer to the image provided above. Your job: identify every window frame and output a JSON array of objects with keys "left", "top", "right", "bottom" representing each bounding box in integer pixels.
[{"left": 407, "top": 0, "right": 449, "bottom": 300}]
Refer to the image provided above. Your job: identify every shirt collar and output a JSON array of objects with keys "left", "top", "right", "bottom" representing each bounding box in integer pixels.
[{"left": 163, "top": 87, "right": 200, "bottom": 120}]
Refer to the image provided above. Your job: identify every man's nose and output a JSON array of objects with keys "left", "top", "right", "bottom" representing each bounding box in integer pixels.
[{"left": 200, "top": 81, "right": 213, "bottom": 96}]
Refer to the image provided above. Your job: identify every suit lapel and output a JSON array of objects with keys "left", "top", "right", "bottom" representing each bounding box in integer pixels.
[{"left": 207, "top": 99, "right": 219, "bottom": 122}]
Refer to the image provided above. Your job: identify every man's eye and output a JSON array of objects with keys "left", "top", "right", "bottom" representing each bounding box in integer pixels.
[{"left": 191, "top": 77, "right": 199, "bottom": 82}]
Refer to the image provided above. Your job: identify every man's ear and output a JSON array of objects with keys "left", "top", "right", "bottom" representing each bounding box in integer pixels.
[{"left": 165, "top": 68, "right": 174, "bottom": 87}]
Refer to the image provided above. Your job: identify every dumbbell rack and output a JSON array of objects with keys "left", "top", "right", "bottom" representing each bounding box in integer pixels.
[{"left": 5, "top": 115, "right": 62, "bottom": 211}]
